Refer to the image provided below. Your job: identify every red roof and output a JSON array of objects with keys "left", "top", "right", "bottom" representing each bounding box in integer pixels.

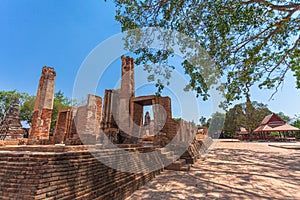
[
  {"left": 253, "top": 125, "right": 274, "bottom": 132},
  {"left": 237, "top": 127, "right": 249, "bottom": 134},
  {"left": 260, "top": 113, "right": 285, "bottom": 126},
  {"left": 253, "top": 113, "right": 299, "bottom": 133},
  {"left": 272, "top": 124, "right": 299, "bottom": 131}
]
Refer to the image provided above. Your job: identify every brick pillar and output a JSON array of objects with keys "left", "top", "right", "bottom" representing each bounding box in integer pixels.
[
  {"left": 103, "top": 90, "right": 119, "bottom": 129},
  {"left": 131, "top": 102, "right": 143, "bottom": 136},
  {"left": 29, "top": 66, "right": 56, "bottom": 142},
  {"left": 153, "top": 96, "right": 172, "bottom": 133},
  {"left": 119, "top": 56, "right": 135, "bottom": 133}
]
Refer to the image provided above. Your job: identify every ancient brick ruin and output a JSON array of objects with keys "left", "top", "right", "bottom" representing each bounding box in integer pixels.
[
  {"left": 51, "top": 56, "right": 181, "bottom": 146},
  {"left": 53, "top": 94, "right": 102, "bottom": 145},
  {"left": 0, "top": 98, "right": 25, "bottom": 141},
  {"left": 28, "top": 66, "right": 56, "bottom": 144},
  {"left": 0, "top": 56, "right": 213, "bottom": 199},
  {"left": 0, "top": 145, "right": 162, "bottom": 200}
]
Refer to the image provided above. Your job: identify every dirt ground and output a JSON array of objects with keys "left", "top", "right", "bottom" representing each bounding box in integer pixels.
[{"left": 127, "top": 140, "right": 300, "bottom": 200}]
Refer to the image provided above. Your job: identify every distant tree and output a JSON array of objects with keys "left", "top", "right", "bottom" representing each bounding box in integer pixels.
[
  {"left": 291, "top": 118, "right": 300, "bottom": 138},
  {"left": 223, "top": 101, "right": 272, "bottom": 137},
  {"left": 276, "top": 111, "right": 291, "bottom": 123},
  {"left": 223, "top": 104, "right": 246, "bottom": 137},
  {"left": 199, "top": 116, "right": 210, "bottom": 127},
  {"left": 173, "top": 117, "right": 182, "bottom": 122},
  {"left": 292, "top": 119, "right": 300, "bottom": 128},
  {"left": 0, "top": 90, "right": 31, "bottom": 123},
  {"left": 19, "top": 95, "right": 35, "bottom": 126},
  {"left": 208, "top": 112, "right": 225, "bottom": 138}
]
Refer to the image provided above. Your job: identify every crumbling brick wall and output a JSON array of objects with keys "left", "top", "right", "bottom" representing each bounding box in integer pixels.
[
  {"left": 52, "top": 108, "right": 73, "bottom": 144},
  {"left": 102, "top": 90, "right": 119, "bottom": 129},
  {"left": 53, "top": 94, "right": 102, "bottom": 145}
]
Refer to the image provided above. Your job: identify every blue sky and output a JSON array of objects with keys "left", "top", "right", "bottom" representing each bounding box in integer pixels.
[{"left": 1, "top": 0, "right": 300, "bottom": 121}]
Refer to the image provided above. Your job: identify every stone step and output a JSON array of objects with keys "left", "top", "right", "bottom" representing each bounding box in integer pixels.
[{"left": 140, "top": 141, "right": 155, "bottom": 147}]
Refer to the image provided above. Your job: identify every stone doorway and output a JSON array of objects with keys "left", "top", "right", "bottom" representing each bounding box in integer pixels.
[{"left": 130, "top": 95, "right": 172, "bottom": 144}]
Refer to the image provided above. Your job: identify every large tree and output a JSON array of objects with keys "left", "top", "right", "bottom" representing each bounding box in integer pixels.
[
  {"left": 113, "top": 0, "right": 300, "bottom": 106},
  {"left": 223, "top": 101, "right": 272, "bottom": 137}
]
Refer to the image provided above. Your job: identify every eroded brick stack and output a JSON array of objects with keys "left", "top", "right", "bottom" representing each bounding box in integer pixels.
[
  {"left": 0, "top": 98, "right": 24, "bottom": 141},
  {"left": 180, "top": 136, "right": 214, "bottom": 164}
]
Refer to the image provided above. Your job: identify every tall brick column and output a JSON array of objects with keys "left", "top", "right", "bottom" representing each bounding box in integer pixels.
[
  {"left": 28, "top": 66, "right": 56, "bottom": 143},
  {"left": 118, "top": 56, "right": 135, "bottom": 133}
]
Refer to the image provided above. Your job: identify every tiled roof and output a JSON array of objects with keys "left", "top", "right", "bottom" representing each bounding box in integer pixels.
[{"left": 253, "top": 113, "right": 299, "bottom": 133}]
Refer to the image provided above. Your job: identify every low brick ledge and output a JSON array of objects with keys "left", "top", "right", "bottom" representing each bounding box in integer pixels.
[{"left": 0, "top": 146, "right": 162, "bottom": 200}]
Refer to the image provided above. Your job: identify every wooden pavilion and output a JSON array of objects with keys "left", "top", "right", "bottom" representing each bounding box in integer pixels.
[
  {"left": 236, "top": 127, "right": 249, "bottom": 140},
  {"left": 252, "top": 113, "right": 299, "bottom": 141}
]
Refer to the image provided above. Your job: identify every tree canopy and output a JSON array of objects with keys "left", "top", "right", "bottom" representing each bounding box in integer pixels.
[
  {"left": 113, "top": 0, "right": 300, "bottom": 106},
  {"left": 223, "top": 101, "right": 271, "bottom": 137}
]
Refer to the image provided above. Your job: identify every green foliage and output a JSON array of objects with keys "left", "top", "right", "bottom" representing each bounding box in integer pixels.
[
  {"left": 276, "top": 111, "right": 291, "bottom": 123},
  {"left": 208, "top": 112, "right": 225, "bottom": 137},
  {"left": 173, "top": 117, "right": 182, "bottom": 122},
  {"left": 20, "top": 95, "right": 35, "bottom": 125},
  {"left": 0, "top": 90, "right": 73, "bottom": 133},
  {"left": 0, "top": 90, "right": 31, "bottom": 123},
  {"left": 199, "top": 116, "right": 210, "bottom": 127},
  {"left": 292, "top": 119, "right": 300, "bottom": 128},
  {"left": 223, "top": 101, "right": 272, "bottom": 137},
  {"left": 269, "top": 131, "right": 280, "bottom": 136},
  {"left": 291, "top": 118, "right": 300, "bottom": 138},
  {"left": 113, "top": 0, "right": 300, "bottom": 105}
]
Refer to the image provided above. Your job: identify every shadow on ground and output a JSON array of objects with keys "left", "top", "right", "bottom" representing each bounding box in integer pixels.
[{"left": 127, "top": 142, "right": 300, "bottom": 200}]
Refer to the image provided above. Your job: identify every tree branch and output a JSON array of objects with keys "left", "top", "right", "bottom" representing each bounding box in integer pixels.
[{"left": 241, "top": 0, "right": 300, "bottom": 12}]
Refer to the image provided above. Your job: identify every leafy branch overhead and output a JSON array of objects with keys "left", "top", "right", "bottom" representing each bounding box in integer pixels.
[{"left": 114, "top": 0, "right": 300, "bottom": 106}]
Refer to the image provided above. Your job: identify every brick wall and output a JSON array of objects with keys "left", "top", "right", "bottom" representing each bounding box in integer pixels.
[
  {"left": 29, "top": 108, "right": 53, "bottom": 141},
  {"left": 53, "top": 109, "right": 72, "bottom": 144},
  {"left": 131, "top": 102, "right": 143, "bottom": 129},
  {"left": 0, "top": 146, "right": 161, "bottom": 200},
  {"left": 53, "top": 95, "right": 102, "bottom": 145}
]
